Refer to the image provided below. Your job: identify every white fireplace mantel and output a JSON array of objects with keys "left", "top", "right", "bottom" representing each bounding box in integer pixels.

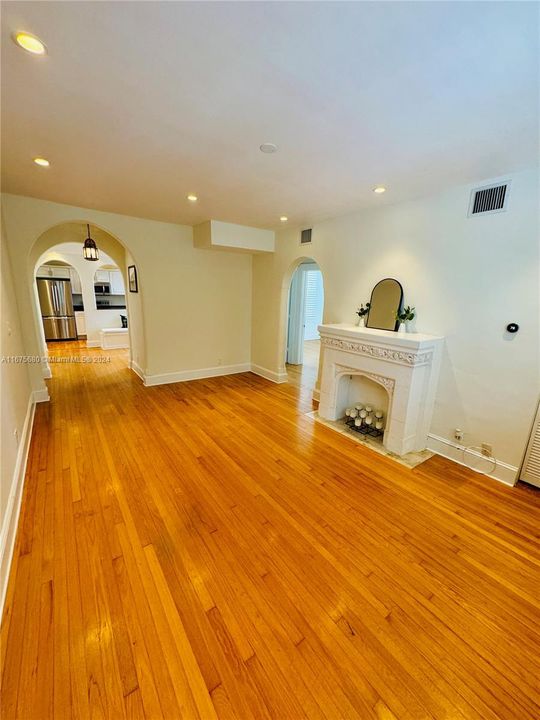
[{"left": 318, "top": 323, "right": 444, "bottom": 456}]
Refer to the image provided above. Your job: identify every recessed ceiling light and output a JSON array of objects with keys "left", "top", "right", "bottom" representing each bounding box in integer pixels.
[
  {"left": 13, "top": 31, "right": 47, "bottom": 55},
  {"left": 186, "top": 194, "right": 198, "bottom": 202},
  {"left": 33, "top": 157, "right": 50, "bottom": 167},
  {"left": 280, "top": 216, "right": 288, "bottom": 222},
  {"left": 260, "top": 143, "right": 278, "bottom": 154},
  {"left": 373, "top": 186, "right": 387, "bottom": 194}
]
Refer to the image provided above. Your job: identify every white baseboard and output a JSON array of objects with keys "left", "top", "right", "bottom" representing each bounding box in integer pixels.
[
  {"left": 33, "top": 387, "right": 50, "bottom": 403},
  {"left": 102, "top": 342, "right": 130, "bottom": 350},
  {"left": 427, "top": 433, "right": 518, "bottom": 486},
  {"left": 312, "top": 387, "right": 321, "bottom": 402},
  {"left": 86, "top": 340, "right": 100, "bottom": 348},
  {"left": 144, "top": 362, "right": 251, "bottom": 387},
  {"left": 0, "top": 396, "right": 36, "bottom": 617},
  {"left": 250, "top": 364, "right": 288, "bottom": 384},
  {"left": 129, "top": 360, "right": 146, "bottom": 382}
]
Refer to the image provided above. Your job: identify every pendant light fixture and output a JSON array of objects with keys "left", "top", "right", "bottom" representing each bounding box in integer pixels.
[{"left": 83, "top": 224, "right": 99, "bottom": 261}]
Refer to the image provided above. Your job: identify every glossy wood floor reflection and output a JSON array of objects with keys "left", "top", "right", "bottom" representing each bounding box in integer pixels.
[
  {"left": 286, "top": 340, "right": 320, "bottom": 393},
  {"left": 2, "top": 342, "right": 540, "bottom": 720}
]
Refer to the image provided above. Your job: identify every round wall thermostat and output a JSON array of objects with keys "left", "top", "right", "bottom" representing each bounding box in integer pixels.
[{"left": 506, "top": 323, "right": 519, "bottom": 333}]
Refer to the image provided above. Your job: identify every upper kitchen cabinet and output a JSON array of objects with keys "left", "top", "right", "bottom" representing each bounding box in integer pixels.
[
  {"left": 93, "top": 268, "right": 125, "bottom": 293},
  {"left": 110, "top": 270, "right": 125, "bottom": 294},
  {"left": 37, "top": 264, "right": 71, "bottom": 279},
  {"left": 95, "top": 269, "right": 110, "bottom": 282},
  {"left": 69, "top": 268, "right": 82, "bottom": 293}
]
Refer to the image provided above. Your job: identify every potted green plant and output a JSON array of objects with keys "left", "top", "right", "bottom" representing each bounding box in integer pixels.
[
  {"left": 356, "top": 302, "right": 370, "bottom": 327},
  {"left": 395, "top": 305, "right": 415, "bottom": 333}
]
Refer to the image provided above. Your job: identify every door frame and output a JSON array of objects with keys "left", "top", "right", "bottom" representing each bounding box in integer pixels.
[
  {"left": 286, "top": 266, "right": 307, "bottom": 364},
  {"left": 286, "top": 261, "right": 322, "bottom": 365}
]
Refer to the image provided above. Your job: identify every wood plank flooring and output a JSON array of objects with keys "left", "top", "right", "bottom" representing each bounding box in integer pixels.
[
  {"left": 286, "top": 340, "right": 320, "bottom": 392},
  {"left": 1, "top": 341, "right": 540, "bottom": 719}
]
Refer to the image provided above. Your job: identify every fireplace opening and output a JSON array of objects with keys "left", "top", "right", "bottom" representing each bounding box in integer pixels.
[{"left": 336, "top": 373, "right": 390, "bottom": 444}]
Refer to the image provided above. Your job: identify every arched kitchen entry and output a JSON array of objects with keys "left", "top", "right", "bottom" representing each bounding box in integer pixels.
[{"left": 29, "top": 221, "right": 146, "bottom": 380}]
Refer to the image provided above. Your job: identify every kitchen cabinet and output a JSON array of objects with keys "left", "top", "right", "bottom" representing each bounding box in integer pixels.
[
  {"left": 37, "top": 264, "right": 71, "bottom": 279},
  {"left": 94, "top": 268, "right": 124, "bottom": 294},
  {"left": 69, "top": 268, "right": 82, "bottom": 293},
  {"left": 74, "top": 311, "right": 86, "bottom": 337},
  {"left": 95, "top": 269, "right": 110, "bottom": 282},
  {"left": 110, "top": 270, "right": 125, "bottom": 294}
]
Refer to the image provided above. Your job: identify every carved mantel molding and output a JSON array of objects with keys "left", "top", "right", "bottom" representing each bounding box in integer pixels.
[
  {"left": 335, "top": 365, "right": 395, "bottom": 395},
  {"left": 321, "top": 336, "right": 433, "bottom": 367}
]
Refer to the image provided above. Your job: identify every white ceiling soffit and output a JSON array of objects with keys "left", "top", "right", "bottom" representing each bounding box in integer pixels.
[
  {"left": 193, "top": 220, "right": 275, "bottom": 253},
  {"left": 1, "top": 2, "right": 538, "bottom": 228}
]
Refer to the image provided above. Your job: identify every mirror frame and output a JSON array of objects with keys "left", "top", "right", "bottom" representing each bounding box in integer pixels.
[{"left": 366, "top": 278, "right": 404, "bottom": 331}]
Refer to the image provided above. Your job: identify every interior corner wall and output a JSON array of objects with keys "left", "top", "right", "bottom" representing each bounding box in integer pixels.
[
  {"left": 124, "top": 250, "right": 146, "bottom": 373},
  {"left": 1, "top": 194, "right": 252, "bottom": 387},
  {"left": 1, "top": 215, "right": 33, "bottom": 601},
  {"left": 251, "top": 167, "right": 539, "bottom": 474}
]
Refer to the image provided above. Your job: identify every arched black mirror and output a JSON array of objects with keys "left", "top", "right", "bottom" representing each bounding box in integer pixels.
[{"left": 366, "top": 278, "right": 403, "bottom": 331}]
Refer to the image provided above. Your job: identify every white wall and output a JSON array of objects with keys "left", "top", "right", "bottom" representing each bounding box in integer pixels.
[
  {"left": 1, "top": 216, "right": 35, "bottom": 610},
  {"left": 252, "top": 168, "right": 539, "bottom": 477},
  {"left": 1, "top": 194, "right": 253, "bottom": 391}
]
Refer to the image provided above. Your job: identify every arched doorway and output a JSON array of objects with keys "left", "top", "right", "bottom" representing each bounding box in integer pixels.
[
  {"left": 284, "top": 258, "right": 324, "bottom": 392},
  {"left": 29, "top": 221, "right": 146, "bottom": 380}
]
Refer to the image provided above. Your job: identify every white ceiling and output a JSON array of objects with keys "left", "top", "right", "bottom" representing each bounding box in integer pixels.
[{"left": 1, "top": 2, "right": 538, "bottom": 228}]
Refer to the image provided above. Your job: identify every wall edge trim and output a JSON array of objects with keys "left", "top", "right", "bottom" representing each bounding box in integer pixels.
[
  {"left": 144, "top": 363, "right": 252, "bottom": 387},
  {"left": 33, "top": 387, "right": 50, "bottom": 403},
  {"left": 129, "top": 360, "right": 146, "bottom": 382},
  {"left": 0, "top": 394, "right": 36, "bottom": 617},
  {"left": 250, "top": 364, "right": 289, "bottom": 384},
  {"left": 427, "top": 433, "right": 518, "bottom": 486}
]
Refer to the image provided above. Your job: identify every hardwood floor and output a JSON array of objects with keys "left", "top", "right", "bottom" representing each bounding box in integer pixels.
[
  {"left": 2, "top": 341, "right": 540, "bottom": 719},
  {"left": 286, "top": 339, "right": 320, "bottom": 393}
]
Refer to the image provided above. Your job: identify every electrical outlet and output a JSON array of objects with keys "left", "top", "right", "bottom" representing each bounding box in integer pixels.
[
  {"left": 13, "top": 428, "right": 19, "bottom": 444},
  {"left": 481, "top": 443, "right": 493, "bottom": 457},
  {"left": 454, "top": 428, "right": 464, "bottom": 442}
]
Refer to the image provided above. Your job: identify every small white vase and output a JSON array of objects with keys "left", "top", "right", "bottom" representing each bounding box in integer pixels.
[
  {"left": 398, "top": 322, "right": 406, "bottom": 334},
  {"left": 356, "top": 317, "right": 365, "bottom": 327}
]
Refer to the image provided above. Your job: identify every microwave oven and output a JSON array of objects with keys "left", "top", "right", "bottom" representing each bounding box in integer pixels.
[{"left": 94, "top": 283, "right": 111, "bottom": 295}]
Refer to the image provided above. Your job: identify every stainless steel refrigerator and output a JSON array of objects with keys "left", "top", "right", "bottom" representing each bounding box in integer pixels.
[{"left": 37, "top": 278, "right": 78, "bottom": 341}]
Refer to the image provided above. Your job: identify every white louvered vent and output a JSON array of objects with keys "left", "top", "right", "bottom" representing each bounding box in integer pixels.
[
  {"left": 520, "top": 402, "right": 540, "bottom": 488},
  {"left": 300, "top": 228, "right": 312, "bottom": 245},
  {"left": 468, "top": 182, "right": 510, "bottom": 216}
]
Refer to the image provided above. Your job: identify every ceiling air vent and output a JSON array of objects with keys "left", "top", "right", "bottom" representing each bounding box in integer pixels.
[
  {"left": 300, "top": 228, "right": 312, "bottom": 245},
  {"left": 468, "top": 182, "right": 510, "bottom": 217}
]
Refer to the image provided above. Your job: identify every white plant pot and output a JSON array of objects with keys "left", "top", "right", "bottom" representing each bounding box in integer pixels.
[
  {"left": 398, "top": 322, "right": 406, "bottom": 334},
  {"left": 406, "top": 319, "right": 416, "bottom": 333},
  {"left": 356, "top": 317, "right": 366, "bottom": 327}
]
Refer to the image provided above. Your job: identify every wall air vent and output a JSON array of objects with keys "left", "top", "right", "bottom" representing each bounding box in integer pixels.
[
  {"left": 468, "top": 182, "right": 510, "bottom": 217},
  {"left": 300, "top": 228, "right": 312, "bottom": 245}
]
